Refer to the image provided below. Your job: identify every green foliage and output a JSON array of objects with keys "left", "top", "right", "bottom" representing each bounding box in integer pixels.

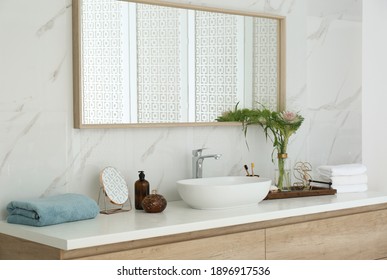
[{"left": 217, "top": 103, "right": 304, "bottom": 156}]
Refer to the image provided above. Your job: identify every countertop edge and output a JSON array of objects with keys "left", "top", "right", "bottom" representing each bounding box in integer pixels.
[{"left": 1, "top": 192, "right": 387, "bottom": 251}]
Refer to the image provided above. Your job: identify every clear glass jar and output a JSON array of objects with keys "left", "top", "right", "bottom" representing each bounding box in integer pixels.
[{"left": 274, "top": 153, "right": 291, "bottom": 191}]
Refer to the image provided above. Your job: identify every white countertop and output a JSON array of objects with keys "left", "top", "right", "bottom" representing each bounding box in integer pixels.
[{"left": 1, "top": 191, "right": 387, "bottom": 250}]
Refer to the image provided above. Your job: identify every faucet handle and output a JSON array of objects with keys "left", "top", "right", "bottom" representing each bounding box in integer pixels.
[{"left": 192, "top": 148, "right": 207, "bottom": 156}]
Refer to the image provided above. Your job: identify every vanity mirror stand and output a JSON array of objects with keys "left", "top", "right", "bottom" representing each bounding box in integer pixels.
[{"left": 98, "top": 167, "right": 132, "bottom": 214}]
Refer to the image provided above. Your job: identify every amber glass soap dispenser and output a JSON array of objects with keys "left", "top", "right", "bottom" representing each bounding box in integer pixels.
[{"left": 135, "top": 171, "right": 149, "bottom": 210}]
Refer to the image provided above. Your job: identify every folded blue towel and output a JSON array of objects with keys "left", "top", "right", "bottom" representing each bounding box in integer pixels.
[{"left": 6, "top": 193, "right": 99, "bottom": 227}]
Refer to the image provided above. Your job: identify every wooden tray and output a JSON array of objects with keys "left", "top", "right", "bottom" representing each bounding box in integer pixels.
[{"left": 264, "top": 186, "right": 337, "bottom": 200}]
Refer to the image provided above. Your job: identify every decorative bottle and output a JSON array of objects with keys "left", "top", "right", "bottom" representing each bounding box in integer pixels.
[{"left": 135, "top": 171, "right": 149, "bottom": 210}]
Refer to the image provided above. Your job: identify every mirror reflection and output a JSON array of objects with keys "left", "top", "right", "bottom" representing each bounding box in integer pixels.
[{"left": 73, "top": 0, "right": 285, "bottom": 127}]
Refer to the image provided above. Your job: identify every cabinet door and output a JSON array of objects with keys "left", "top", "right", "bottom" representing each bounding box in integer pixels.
[
  {"left": 80, "top": 229, "right": 265, "bottom": 260},
  {"left": 266, "top": 209, "right": 387, "bottom": 260}
]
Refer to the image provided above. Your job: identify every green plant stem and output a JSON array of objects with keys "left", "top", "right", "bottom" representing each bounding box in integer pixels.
[{"left": 277, "top": 157, "right": 285, "bottom": 190}]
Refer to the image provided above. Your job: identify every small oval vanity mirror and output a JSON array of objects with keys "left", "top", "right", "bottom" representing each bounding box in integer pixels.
[{"left": 100, "top": 167, "right": 129, "bottom": 205}]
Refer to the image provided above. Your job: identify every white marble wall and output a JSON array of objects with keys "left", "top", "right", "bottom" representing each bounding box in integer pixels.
[
  {"left": 306, "top": 0, "right": 362, "bottom": 173},
  {"left": 363, "top": 0, "right": 387, "bottom": 191},
  {"left": 0, "top": 0, "right": 362, "bottom": 219}
]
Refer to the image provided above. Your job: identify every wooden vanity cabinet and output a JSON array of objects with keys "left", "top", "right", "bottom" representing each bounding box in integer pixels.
[
  {"left": 266, "top": 208, "right": 387, "bottom": 259},
  {"left": 77, "top": 229, "right": 265, "bottom": 260},
  {"left": 1, "top": 203, "right": 387, "bottom": 260}
]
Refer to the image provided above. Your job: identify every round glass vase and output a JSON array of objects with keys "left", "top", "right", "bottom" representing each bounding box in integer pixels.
[{"left": 274, "top": 153, "right": 291, "bottom": 191}]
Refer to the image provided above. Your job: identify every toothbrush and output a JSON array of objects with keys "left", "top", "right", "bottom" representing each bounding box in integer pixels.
[
  {"left": 244, "top": 165, "right": 250, "bottom": 176},
  {"left": 251, "top": 163, "right": 255, "bottom": 176}
]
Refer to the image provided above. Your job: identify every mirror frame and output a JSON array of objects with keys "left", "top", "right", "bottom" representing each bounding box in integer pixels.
[{"left": 72, "top": 0, "right": 286, "bottom": 128}]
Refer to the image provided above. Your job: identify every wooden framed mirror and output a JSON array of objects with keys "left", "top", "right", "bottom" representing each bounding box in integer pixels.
[{"left": 73, "top": 0, "right": 286, "bottom": 128}]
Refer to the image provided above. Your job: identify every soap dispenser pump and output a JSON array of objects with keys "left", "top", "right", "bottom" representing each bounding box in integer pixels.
[{"left": 135, "top": 171, "right": 150, "bottom": 210}]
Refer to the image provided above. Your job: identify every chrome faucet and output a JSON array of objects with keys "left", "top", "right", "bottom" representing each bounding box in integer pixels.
[{"left": 192, "top": 148, "right": 222, "bottom": 178}]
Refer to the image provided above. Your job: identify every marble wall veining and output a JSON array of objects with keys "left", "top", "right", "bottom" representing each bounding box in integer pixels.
[
  {"left": 306, "top": 15, "right": 362, "bottom": 169},
  {"left": 362, "top": 0, "right": 387, "bottom": 191},
  {"left": 0, "top": 0, "right": 362, "bottom": 219}
]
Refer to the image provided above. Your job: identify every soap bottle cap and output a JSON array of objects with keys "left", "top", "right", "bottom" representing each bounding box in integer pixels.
[{"left": 138, "top": 171, "right": 145, "bottom": 180}]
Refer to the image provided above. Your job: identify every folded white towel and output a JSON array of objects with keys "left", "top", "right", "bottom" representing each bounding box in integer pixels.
[
  {"left": 334, "top": 184, "right": 368, "bottom": 193},
  {"left": 317, "top": 164, "right": 367, "bottom": 177},
  {"left": 327, "top": 174, "right": 368, "bottom": 186}
]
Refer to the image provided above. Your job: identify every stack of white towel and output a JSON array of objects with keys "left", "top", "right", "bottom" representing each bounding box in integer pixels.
[{"left": 317, "top": 163, "right": 368, "bottom": 193}]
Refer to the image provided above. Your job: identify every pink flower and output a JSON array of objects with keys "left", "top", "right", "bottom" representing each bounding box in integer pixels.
[{"left": 280, "top": 111, "right": 299, "bottom": 123}]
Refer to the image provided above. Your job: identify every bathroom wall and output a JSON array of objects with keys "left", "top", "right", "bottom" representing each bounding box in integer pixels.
[
  {"left": 306, "top": 0, "right": 362, "bottom": 168},
  {"left": 0, "top": 0, "right": 362, "bottom": 219},
  {"left": 362, "top": 0, "right": 387, "bottom": 191}
]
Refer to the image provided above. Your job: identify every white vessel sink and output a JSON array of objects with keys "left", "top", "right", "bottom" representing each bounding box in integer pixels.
[{"left": 176, "top": 176, "right": 271, "bottom": 210}]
